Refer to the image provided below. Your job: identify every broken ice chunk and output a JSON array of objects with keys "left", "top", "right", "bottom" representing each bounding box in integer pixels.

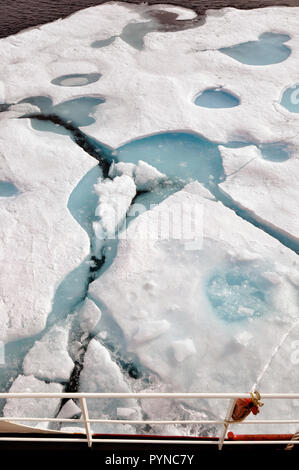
[
  {"left": 238, "top": 305, "right": 255, "bottom": 317},
  {"left": 108, "top": 160, "right": 167, "bottom": 192},
  {"left": 93, "top": 174, "right": 136, "bottom": 242},
  {"left": 134, "top": 160, "right": 167, "bottom": 191},
  {"left": 108, "top": 161, "right": 136, "bottom": 179},
  {"left": 117, "top": 407, "right": 138, "bottom": 419},
  {"left": 3, "top": 375, "right": 62, "bottom": 428},
  {"left": 234, "top": 331, "right": 253, "bottom": 347},
  {"left": 79, "top": 339, "right": 141, "bottom": 427},
  {"left": 172, "top": 339, "right": 196, "bottom": 363},
  {"left": 23, "top": 323, "right": 74, "bottom": 382},
  {"left": 56, "top": 400, "right": 82, "bottom": 420},
  {"left": 78, "top": 297, "right": 102, "bottom": 333}
]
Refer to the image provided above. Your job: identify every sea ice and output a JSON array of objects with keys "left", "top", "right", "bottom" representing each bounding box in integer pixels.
[
  {"left": 56, "top": 399, "right": 82, "bottom": 420},
  {"left": 1, "top": 0, "right": 299, "bottom": 437},
  {"left": 93, "top": 174, "right": 136, "bottom": 253},
  {"left": 88, "top": 182, "right": 298, "bottom": 431},
  {"left": 2, "top": 4, "right": 299, "bottom": 146},
  {"left": 77, "top": 297, "right": 102, "bottom": 334},
  {"left": 172, "top": 339, "right": 197, "bottom": 363},
  {"left": 79, "top": 338, "right": 139, "bottom": 433},
  {"left": 109, "top": 160, "right": 167, "bottom": 192},
  {"left": 3, "top": 375, "right": 62, "bottom": 428},
  {"left": 219, "top": 145, "right": 299, "bottom": 243},
  {"left": 0, "top": 119, "right": 95, "bottom": 343},
  {"left": 22, "top": 321, "right": 74, "bottom": 382}
]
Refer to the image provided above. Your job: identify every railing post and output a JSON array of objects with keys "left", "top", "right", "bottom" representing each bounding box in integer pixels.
[
  {"left": 80, "top": 397, "right": 93, "bottom": 448},
  {"left": 218, "top": 398, "right": 236, "bottom": 450}
]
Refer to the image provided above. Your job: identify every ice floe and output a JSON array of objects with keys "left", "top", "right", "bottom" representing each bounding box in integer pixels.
[
  {"left": 22, "top": 321, "right": 74, "bottom": 382},
  {"left": 3, "top": 375, "right": 62, "bottom": 428},
  {"left": 89, "top": 182, "right": 298, "bottom": 431},
  {"left": 1, "top": 3, "right": 299, "bottom": 145},
  {"left": 1, "top": 1, "right": 299, "bottom": 437},
  {"left": 0, "top": 118, "right": 95, "bottom": 343},
  {"left": 219, "top": 145, "right": 299, "bottom": 243},
  {"left": 79, "top": 338, "right": 139, "bottom": 433}
]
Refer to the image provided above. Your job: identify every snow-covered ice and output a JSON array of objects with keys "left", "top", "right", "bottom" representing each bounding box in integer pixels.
[
  {"left": 23, "top": 321, "right": 74, "bottom": 382},
  {"left": 0, "top": 118, "right": 95, "bottom": 343},
  {"left": 89, "top": 182, "right": 299, "bottom": 432},
  {"left": 219, "top": 145, "right": 299, "bottom": 243},
  {"left": 109, "top": 160, "right": 167, "bottom": 192},
  {"left": 0, "top": 0, "right": 299, "bottom": 438},
  {"left": 79, "top": 338, "right": 140, "bottom": 433},
  {"left": 3, "top": 375, "right": 62, "bottom": 428},
  {"left": 77, "top": 297, "right": 102, "bottom": 334}
]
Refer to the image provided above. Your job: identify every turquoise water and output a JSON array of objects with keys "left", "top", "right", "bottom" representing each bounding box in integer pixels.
[
  {"left": 51, "top": 73, "right": 101, "bottom": 87},
  {"left": 21, "top": 95, "right": 104, "bottom": 134},
  {"left": 219, "top": 32, "right": 291, "bottom": 65},
  {"left": 281, "top": 84, "right": 299, "bottom": 113},
  {"left": 0, "top": 181, "right": 19, "bottom": 197},
  {"left": 115, "top": 132, "right": 225, "bottom": 186},
  {"left": 0, "top": 161, "right": 103, "bottom": 404},
  {"left": 258, "top": 143, "right": 290, "bottom": 162},
  {"left": 91, "top": 21, "right": 158, "bottom": 51},
  {"left": 195, "top": 88, "right": 240, "bottom": 108},
  {"left": 91, "top": 36, "right": 117, "bottom": 48},
  {"left": 91, "top": 15, "right": 162, "bottom": 51},
  {"left": 68, "top": 166, "right": 102, "bottom": 237},
  {"left": 207, "top": 262, "right": 273, "bottom": 322}
]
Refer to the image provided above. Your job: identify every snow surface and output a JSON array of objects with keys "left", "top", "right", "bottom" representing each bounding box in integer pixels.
[
  {"left": 23, "top": 321, "right": 74, "bottom": 382},
  {"left": 0, "top": 118, "right": 95, "bottom": 343},
  {"left": 219, "top": 145, "right": 299, "bottom": 243},
  {"left": 79, "top": 338, "right": 140, "bottom": 433},
  {"left": 109, "top": 160, "right": 167, "bottom": 192},
  {"left": 1, "top": 1, "right": 299, "bottom": 437},
  {"left": 93, "top": 174, "right": 136, "bottom": 250},
  {"left": 3, "top": 375, "right": 62, "bottom": 428},
  {"left": 1, "top": 3, "right": 299, "bottom": 146},
  {"left": 89, "top": 182, "right": 299, "bottom": 432},
  {"left": 56, "top": 399, "right": 82, "bottom": 420},
  {"left": 77, "top": 297, "right": 102, "bottom": 334}
]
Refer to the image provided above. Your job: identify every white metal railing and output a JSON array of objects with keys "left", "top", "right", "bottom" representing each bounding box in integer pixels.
[{"left": 0, "top": 392, "right": 299, "bottom": 449}]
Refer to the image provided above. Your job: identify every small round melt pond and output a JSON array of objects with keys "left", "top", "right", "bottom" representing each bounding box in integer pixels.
[
  {"left": 51, "top": 73, "right": 101, "bottom": 87},
  {"left": 206, "top": 263, "right": 272, "bottom": 322},
  {"left": 0, "top": 181, "right": 19, "bottom": 197},
  {"left": 281, "top": 84, "right": 299, "bottom": 113},
  {"left": 194, "top": 88, "right": 240, "bottom": 108}
]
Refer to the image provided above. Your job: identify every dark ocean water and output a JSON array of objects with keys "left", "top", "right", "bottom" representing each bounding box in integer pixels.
[{"left": 0, "top": 0, "right": 299, "bottom": 39}]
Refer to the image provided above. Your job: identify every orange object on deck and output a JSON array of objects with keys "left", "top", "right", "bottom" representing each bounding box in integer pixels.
[
  {"left": 232, "top": 391, "right": 264, "bottom": 422},
  {"left": 232, "top": 398, "right": 259, "bottom": 421}
]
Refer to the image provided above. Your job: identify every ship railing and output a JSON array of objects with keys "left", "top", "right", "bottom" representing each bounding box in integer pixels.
[{"left": 0, "top": 392, "right": 299, "bottom": 449}]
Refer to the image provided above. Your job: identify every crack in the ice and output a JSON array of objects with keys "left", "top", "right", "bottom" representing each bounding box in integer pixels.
[{"left": 21, "top": 113, "right": 112, "bottom": 177}]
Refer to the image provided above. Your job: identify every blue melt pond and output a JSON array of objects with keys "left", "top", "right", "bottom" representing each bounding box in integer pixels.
[
  {"left": 219, "top": 32, "right": 291, "bottom": 65},
  {"left": 207, "top": 263, "right": 272, "bottom": 322},
  {"left": 281, "top": 84, "right": 299, "bottom": 113},
  {"left": 51, "top": 73, "right": 101, "bottom": 87},
  {"left": 22, "top": 95, "right": 105, "bottom": 135},
  {"left": 258, "top": 143, "right": 290, "bottom": 162},
  {"left": 195, "top": 88, "right": 240, "bottom": 108},
  {"left": 116, "top": 132, "right": 225, "bottom": 186},
  {"left": 0, "top": 181, "right": 19, "bottom": 197}
]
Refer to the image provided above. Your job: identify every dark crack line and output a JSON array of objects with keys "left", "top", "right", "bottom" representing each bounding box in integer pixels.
[{"left": 20, "top": 113, "right": 112, "bottom": 177}]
